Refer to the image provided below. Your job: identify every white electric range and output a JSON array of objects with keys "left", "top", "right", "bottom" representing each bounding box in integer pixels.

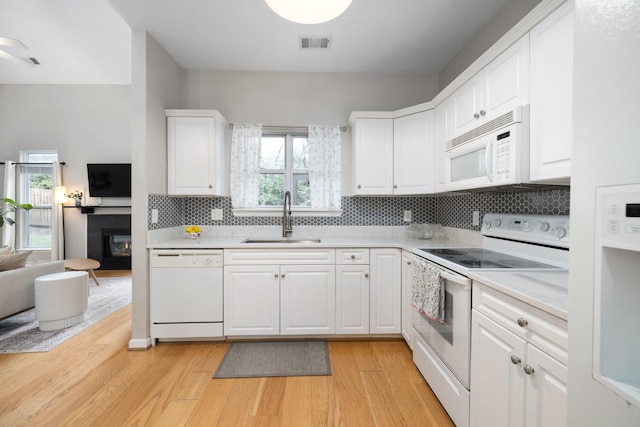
[{"left": 410, "top": 213, "right": 570, "bottom": 427}]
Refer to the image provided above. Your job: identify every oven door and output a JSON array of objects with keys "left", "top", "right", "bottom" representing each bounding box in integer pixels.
[{"left": 413, "top": 261, "right": 472, "bottom": 388}]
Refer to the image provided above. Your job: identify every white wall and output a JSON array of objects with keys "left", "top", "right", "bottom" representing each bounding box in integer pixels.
[
  {"left": 439, "top": 0, "right": 541, "bottom": 90},
  {"left": 0, "top": 84, "right": 131, "bottom": 258},
  {"left": 129, "top": 31, "right": 184, "bottom": 348},
  {"left": 568, "top": 0, "right": 640, "bottom": 425}
]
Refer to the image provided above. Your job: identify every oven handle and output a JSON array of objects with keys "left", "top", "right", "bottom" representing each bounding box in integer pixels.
[{"left": 440, "top": 270, "right": 472, "bottom": 291}]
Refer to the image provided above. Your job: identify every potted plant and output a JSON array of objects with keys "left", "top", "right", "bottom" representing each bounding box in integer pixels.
[
  {"left": 64, "top": 190, "right": 83, "bottom": 206},
  {"left": 0, "top": 198, "right": 33, "bottom": 228}
]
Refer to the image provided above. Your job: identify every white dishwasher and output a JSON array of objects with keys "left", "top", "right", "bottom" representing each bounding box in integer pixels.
[{"left": 150, "top": 249, "right": 223, "bottom": 344}]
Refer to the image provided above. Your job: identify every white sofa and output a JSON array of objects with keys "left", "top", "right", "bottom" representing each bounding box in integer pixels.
[{"left": 0, "top": 261, "right": 65, "bottom": 320}]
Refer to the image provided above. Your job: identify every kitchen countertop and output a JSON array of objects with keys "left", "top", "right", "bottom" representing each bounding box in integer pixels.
[
  {"left": 147, "top": 227, "right": 568, "bottom": 320},
  {"left": 467, "top": 270, "right": 569, "bottom": 320}
]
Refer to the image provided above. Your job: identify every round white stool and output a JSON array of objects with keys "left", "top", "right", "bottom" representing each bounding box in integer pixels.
[{"left": 35, "top": 271, "right": 89, "bottom": 331}]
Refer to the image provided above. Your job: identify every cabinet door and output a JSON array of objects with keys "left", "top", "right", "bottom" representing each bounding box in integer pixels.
[
  {"left": 352, "top": 118, "right": 394, "bottom": 195},
  {"left": 529, "top": 1, "right": 574, "bottom": 183},
  {"left": 451, "top": 74, "right": 483, "bottom": 137},
  {"left": 525, "top": 345, "right": 568, "bottom": 427},
  {"left": 280, "top": 265, "right": 336, "bottom": 335},
  {"left": 393, "top": 111, "right": 434, "bottom": 195},
  {"left": 223, "top": 265, "right": 280, "bottom": 336},
  {"left": 483, "top": 35, "right": 530, "bottom": 120},
  {"left": 401, "top": 251, "right": 414, "bottom": 348},
  {"left": 369, "top": 248, "right": 401, "bottom": 334},
  {"left": 471, "top": 311, "right": 527, "bottom": 427},
  {"left": 335, "top": 265, "right": 370, "bottom": 334}
]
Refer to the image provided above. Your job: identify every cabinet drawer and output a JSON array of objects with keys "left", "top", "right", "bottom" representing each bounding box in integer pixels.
[
  {"left": 224, "top": 249, "right": 335, "bottom": 265},
  {"left": 336, "top": 248, "right": 369, "bottom": 264},
  {"left": 473, "top": 283, "right": 568, "bottom": 364}
]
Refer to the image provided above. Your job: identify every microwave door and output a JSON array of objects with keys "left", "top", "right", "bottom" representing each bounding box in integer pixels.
[{"left": 447, "top": 135, "right": 493, "bottom": 190}]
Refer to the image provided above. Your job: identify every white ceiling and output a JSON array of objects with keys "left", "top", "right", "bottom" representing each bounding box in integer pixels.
[{"left": 0, "top": 0, "right": 509, "bottom": 84}]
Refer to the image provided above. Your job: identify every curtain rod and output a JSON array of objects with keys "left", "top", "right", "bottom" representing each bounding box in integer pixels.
[
  {"left": 228, "top": 124, "right": 348, "bottom": 132},
  {"left": 0, "top": 162, "right": 66, "bottom": 165}
]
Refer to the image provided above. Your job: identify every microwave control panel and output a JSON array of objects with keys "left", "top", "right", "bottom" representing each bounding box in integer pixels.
[{"left": 493, "top": 130, "right": 513, "bottom": 183}]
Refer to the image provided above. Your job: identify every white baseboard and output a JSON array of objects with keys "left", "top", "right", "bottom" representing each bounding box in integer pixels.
[{"left": 128, "top": 337, "right": 152, "bottom": 350}]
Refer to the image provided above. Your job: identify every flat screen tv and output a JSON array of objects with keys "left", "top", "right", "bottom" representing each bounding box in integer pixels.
[{"left": 87, "top": 163, "right": 132, "bottom": 198}]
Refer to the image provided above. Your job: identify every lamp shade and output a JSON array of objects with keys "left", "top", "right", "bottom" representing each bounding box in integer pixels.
[
  {"left": 55, "top": 186, "right": 67, "bottom": 204},
  {"left": 265, "top": 0, "right": 352, "bottom": 24}
]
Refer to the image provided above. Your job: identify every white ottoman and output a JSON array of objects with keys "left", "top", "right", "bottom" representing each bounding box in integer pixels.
[{"left": 35, "top": 271, "right": 89, "bottom": 331}]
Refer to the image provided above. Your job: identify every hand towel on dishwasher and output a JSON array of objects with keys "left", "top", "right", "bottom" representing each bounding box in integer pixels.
[{"left": 410, "top": 256, "right": 445, "bottom": 323}]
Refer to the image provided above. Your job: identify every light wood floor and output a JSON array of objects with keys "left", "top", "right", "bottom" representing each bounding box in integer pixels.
[{"left": 0, "top": 270, "right": 454, "bottom": 426}]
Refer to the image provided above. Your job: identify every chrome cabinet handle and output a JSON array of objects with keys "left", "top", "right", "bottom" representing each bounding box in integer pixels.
[
  {"left": 364, "top": 273, "right": 369, "bottom": 278},
  {"left": 510, "top": 355, "right": 521, "bottom": 365},
  {"left": 524, "top": 365, "right": 535, "bottom": 375},
  {"left": 351, "top": 254, "right": 356, "bottom": 260},
  {"left": 406, "top": 261, "right": 412, "bottom": 265},
  {"left": 479, "top": 110, "right": 486, "bottom": 117},
  {"left": 517, "top": 317, "right": 528, "bottom": 327},
  {"left": 394, "top": 184, "right": 398, "bottom": 189},
  {"left": 281, "top": 273, "right": 286, "bottom": 278},
  {"left": 357, "top": 184, "right": 362, "bottom": 189},
  {"left": 474, "top": 113, "right": 480, "bottom": 119},
  {"left": 274, "top": 273, "right": 279, "bottom": 278},
  {"left": 208, "top": 184, "right": 213, "bottom": 189}
]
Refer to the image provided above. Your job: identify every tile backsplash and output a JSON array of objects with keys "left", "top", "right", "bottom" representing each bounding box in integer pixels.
[{"left": 148, "top": 187, "right": 570, "bottom": 231}]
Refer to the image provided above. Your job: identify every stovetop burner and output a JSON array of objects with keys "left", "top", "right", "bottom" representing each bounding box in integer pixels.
[{"left": 418, "top": 247, "right": 560, "bottom": 270}]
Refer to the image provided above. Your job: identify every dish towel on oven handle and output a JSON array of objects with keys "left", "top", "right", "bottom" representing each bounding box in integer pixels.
[{"left": 410, "top": 256, "right": 445, "bottom": 323}]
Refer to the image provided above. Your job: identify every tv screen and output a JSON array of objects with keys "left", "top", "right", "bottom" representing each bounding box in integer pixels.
[{"left": 87, "top": 163, "right": 132, "bottom": 198}]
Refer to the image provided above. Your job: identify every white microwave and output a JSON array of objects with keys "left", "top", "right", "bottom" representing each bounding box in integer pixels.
[{"left": 444, "top": 106, "right": 530, "bottom": 191}]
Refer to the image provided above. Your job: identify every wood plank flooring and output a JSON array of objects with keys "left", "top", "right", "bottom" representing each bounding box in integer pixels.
[{"left": 0, "top": 270, "right": 454, "bottom": 426}]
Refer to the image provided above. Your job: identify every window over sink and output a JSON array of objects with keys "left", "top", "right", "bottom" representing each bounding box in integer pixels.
[{"left": 259, "top": 132, "right": 310, "bottom": 207}]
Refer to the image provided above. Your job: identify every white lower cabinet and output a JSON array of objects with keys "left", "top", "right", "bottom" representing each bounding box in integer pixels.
[
  {"left": 370, "top": 248, "right": 402, "bottom": 334},
  {"left": 223, "top": 249, "right": 336, "bottom": 337},
  {"left": 280, "top": 265, "right": 336, "bottom": 335},
  {"left": 335, "top": 248, "right": 371, "bottom": 335},
  {"left": 401, "top": 250, "right": 414, "bottom": 348},
  {"left": 223, "top": 265, "right": 280, "bottom": 336},
  {"left": 471, "top": 283, "right": 568, "bottom": 427}
]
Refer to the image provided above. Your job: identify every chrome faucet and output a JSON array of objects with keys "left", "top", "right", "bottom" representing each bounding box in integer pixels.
[{"left": 282, "top": 190, "right": 293, "bottom": 237}]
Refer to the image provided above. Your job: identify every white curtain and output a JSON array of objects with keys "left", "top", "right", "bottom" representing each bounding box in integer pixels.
[
  {"left": 1, "top": 161, "right": 16, "bottom": 250},
  {"left": 230, "top": 123, "right": 262, "bottom": 208},
  {"left": 51, "top": 161, "right": 64, "bottom": 261},
  {"left": 308, "top": 125, "right": 342, "bottom": 210}
]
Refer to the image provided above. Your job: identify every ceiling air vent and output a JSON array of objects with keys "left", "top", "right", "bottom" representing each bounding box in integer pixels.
[{"left": 299, "top": 36, "right": 331, "bottom": 49}]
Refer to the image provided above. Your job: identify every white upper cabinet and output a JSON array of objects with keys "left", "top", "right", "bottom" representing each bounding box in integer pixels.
[
  {"left": 529, "top": 0, "right": 574, "bottom": 183},
  {"left": 350, "top": 111, "right": 434, "bottom": 196},
  {"left": 393, "top": 111, "right": 434, "bottom": 195},
  {"left": 352, "top": 117, "right": 395, "bottom": 195},
  {"left": 451, "top": 35, "right": 530, "bottom": 139},
  {"left": 166, "top": 109, "right": 228, "bottom": 196}
]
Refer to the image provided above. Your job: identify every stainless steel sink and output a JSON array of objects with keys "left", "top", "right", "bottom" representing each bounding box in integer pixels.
[{"left": 242, "top": 237, "right": 321, "bottom": 244}]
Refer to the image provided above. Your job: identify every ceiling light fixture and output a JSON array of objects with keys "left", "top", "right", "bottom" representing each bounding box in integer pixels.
[
  {"left": 265, "top": 0, "right": 352, "bottom": 24},
  {"left": 0, "top": 36, "right": 35, "bottom": 69}
]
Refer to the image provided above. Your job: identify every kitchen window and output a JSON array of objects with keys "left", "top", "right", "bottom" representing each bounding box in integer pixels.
[
  {"left": 231, "top": 123, "right": 342, "bottom": 217},
  {"left": 18, "top": 150, "right": 58, "bottom": 249},
  {"left": 259, "top": 133, "right": 310, "bottom": 207}
]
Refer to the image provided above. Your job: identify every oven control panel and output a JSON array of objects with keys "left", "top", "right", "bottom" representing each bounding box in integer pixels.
[{"left": 482, "top": 213, "right": 570, "bottom": 248}]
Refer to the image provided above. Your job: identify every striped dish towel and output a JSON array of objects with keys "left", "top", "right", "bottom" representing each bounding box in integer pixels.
[{"left": 410, "top": 257, "right": 445, "bottom": 323}]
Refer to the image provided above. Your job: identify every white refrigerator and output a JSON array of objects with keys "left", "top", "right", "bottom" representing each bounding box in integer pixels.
[{"left": 568, "top": 1, "right": 640, "bottom": 425}]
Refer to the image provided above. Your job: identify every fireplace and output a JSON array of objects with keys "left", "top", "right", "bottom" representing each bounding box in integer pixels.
[{"left": 87, "top": 215, "right": 131, "bottom": 270}]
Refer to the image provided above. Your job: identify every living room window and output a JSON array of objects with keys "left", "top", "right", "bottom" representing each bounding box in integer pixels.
[{"left": 18, "top": 151, "right": 58, "bottom": 249}]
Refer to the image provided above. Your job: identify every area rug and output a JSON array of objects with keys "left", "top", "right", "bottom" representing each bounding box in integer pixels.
[
  {"left": 213, "top": 340, "right": 332, "bottom": 379},
  {"left": 0, "top": 276, "right": 131, "bottom": 354}
]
